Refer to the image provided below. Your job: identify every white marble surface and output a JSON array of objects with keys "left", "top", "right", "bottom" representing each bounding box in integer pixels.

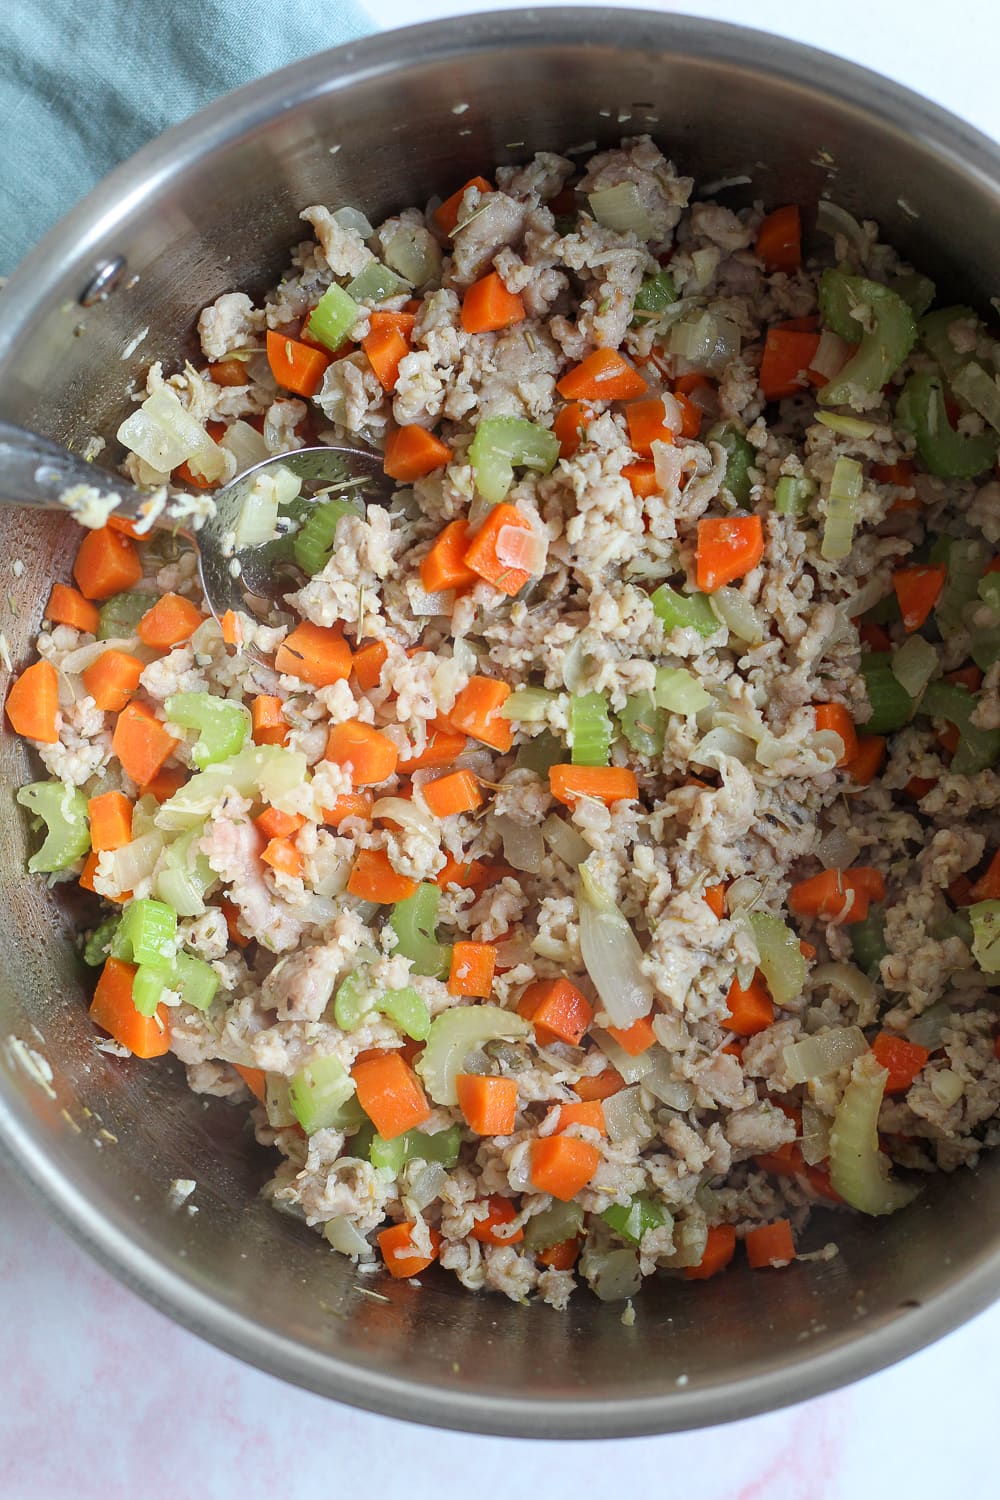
[{"left": 4, "top": 2, "right": 1000, "bottom": 1494}]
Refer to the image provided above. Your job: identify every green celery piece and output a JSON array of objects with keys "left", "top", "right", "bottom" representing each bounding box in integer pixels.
[
  {"left": 929, "top": 909, "right": 972, "bottom": 946},
  {"left": 389, "top": 884, "right": 452, "bottom": 979},
  {"left": 774, "top": 475, "right": 815, "bottom": 516},
  {"left": 289, "top": 1054, "right": 356, "bottom": 1134},
  {"left": 370, "top": 1132, "right": 408, "bottom": 1174},
  {"left": 165, "top": 692, "right": 250, "bottom": 770},
  {"left": 632, "top": 271, "right": 677, "bottom": 321},
  {"left": 154, "top": 826, "right": 216, "bottom": 918},
  {"left": 934, "top": 537, "right": 991, "bottom": 637},
  {"left": 864, "top": 591, "right": 902, "bottom": 626},
  {"left": 83, "top": 917, "right": 120, "bottom": 967},
  {"left": 292, "top": 497, "right": 364, "bottom": 577},
  {"left": 132, "top": 963, "right": 173, "bottom": 1016},
  {"left": 850, "top": 907, "right": 887, "bottom": 976},
  {"left": 155, "top": 745, "right": 304, "bottom": 831},
  {"left": 970, "top": 575, "right": 1000, "bottom": 670},
  {"left": 172, "top": 951, "right": 219, "bottom": 1011},
  {"left": 920, "top": 679, "right": 1000, "bottom": 775},
  {"left": 602, "top": 1192, "right": 670, "bottom": 1246},
  {"left": 748, "top": 912, "right": 805, "bottom": 1009},
  {"left": 523, "top": 1199, "right": 584, "bottom": 1252},
  {"left": 306, "top": 283, "right": 361, "bottom": 352},
  {"left": 817, "top": 271, "right": 916, "bottom": 406},
  {"left": 618, "top": 691, "right": 666, "bottom": 758},
  {"left": 918, "top": 306, "right": 981, "bottom": 378},
  {"left": 380, "top": 986, "right": 432, "bottom": 1041},
  {"left": 570, "top": 691, "right": 614, "bottom": 767},
  {"left": 348, "top": 1119, "right": 376, "bottom": 1160},
  {"left": 468, "top": 416, "right": 560, "bottom": 504},
  {"left": 896, "top": 372, "right": 998, "bottom": 479},
  {"left": 345, "top": 261, "right": 412, "bottom": 303},
  {"left": 370, "top": 1123, "right": 463, "bottom": 1173},
  {"left": 861, "top": 654, "right": 914, "bottom": 735},
  {"left": 515, "top": 729, "right": 564, "bottom": 775},
  {"left": 502, "top": 687, "right": 556, "bottom": 723},
  {"left": 707, "top": 423, "right": 755, "bottom": 504},
  {"left": 969, "top": 900, "right": 1000, "bottom": 972},
  {"left": 112, "top": 897, "right": 178, "bottom": 967},
  {"left": 654, "top": 666, "right": 712, "bottom": 715},
  {"left": 650, "top": 585, "right": 719, "bottom": 637},
  {"left": 334, "top": 969, "right": 378, "bottom": 1031},
  {"left": 16, "top": 783, "right": 90, "bottom": 874},
  {"left": 97, "top": 591, "right": 154, "bottom": 641},
  {"left": 889, "top": 272, "right": 936, "bottom": 319}
]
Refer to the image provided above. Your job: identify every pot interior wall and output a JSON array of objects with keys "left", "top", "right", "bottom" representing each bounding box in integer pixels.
[{"left": 1, "top": 15, "right": 998, "bottom": 1435}]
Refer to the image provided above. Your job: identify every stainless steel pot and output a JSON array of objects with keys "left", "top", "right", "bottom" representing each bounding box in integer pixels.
[{"left": 1, "top": 8, "right": 998, "bottom": 1439}]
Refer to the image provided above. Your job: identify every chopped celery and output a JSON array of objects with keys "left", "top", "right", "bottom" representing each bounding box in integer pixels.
[
  {"left": 601, "top": 1192, "right": 670, "bottom": 1246},
  {"left": 16, "top": 783, "right": 90, "bottom": 874},
  {"left": 305, "top": 283, "right": 361, "bottom": 351},
  {"left": 707, "top": 423, "right": 755, "bottom": 505},
  {"left": 345, "top": 261, "right": 412, "bottom": 303},
  {"left": 112, "top": 898, "right": 178, "bottom": 967},
  {"left": 896, "top": 371, "right": 999, "bottom": 479},
  {"left": 292, "top": 497, "right": 364, "bottom": 577},
  {"left": 515, "top": 729, "right": 564, "bottom": 776},
  {"left": 523, "top": 1199, "right": 584, "bottom": 1251},
  {"left": 154, "top": 826, "right": 216, "bottom": 918},
  {"left": 83, "top": 918, "right": 120, "bottom": 967},
  {"left": 816, "top": 412, "right": 875, "bottom": 439},
  {"left": 155, "top": 745, "right": 305, "bottom": 830},
  {"left": 132, "top": 963, "right": 173, "bottom": 1016},
  {"left": 918, "top": 305, "right": 980, "bottom": 377},
  {"left": 934, "top": 537, "right": 991, "bottom": 638},
  {"left": 864, "top": 590, "right": 903, "bottom": 626},
  {"left": 970, "top": 900, "right": 1000, "bottom": 973},
  {"left": 654, "top": 665, "right": 712, "bottom": 715},
  {"left": 333, "top": 969, "right": 378, "bottom": 1031},
  {"left": 889, "top": 272, "right": 936, "bottom": 319},
  {"left": 861, "top": 654, "right": 914, "bottom": 735},
  {"left": 289, "top": 1054, "right": 356, "bottom": 1134},
  {"left": 632, "top": 271, "right": 677, "bottom": 321},
  {"left": 570, "top": 691, "right": 614, "bottom": 767},
  {"left": 929, "top": 909, "right": 972, "bottom": 946},
  {"left": 165, "top": 692, "right": 250, "bottom": 770},
  {"left": 380, "top": 986, "right": 432, "bottom": 1041},
  {"left": 890, "top": 634, "right": 938, "bottom": 697},
  {"left": 774, "top": 475, "right": 815, "bottom": 516},
  {"left": 650, "top": 585, "right": 720, "bottom": 637},
  {"left": 370, "top": 1131, "right": 408, "bottom": 1174},
  {"left": 265, "top": 1075, "right": 297, "bottom": 1128},
  {"left": 821, "top": 456, "right": 863, "bottom": 561},
  {"left": 233, "top": 465, "right": 300, "bottom": 548},
  {"left": 921, "top": 679, "right": 1000, "bottom": 775},
  {"left": 172, "top": 951, "right": 219, "bottom": 1011},
  {"left": 829, "top": 1054, "right": 918, "bottom": 1214},
  {"left": 979, "top": 574, "right": 1000, "bottom": 613},
  {"left": 389, "top": 884, "right": 451, "bottom": 979},
  {"left": 97, "top": 590, "right": 154, "bottom": 640},
  {"left": 816, "top": 271, "right": 916, "bottom": 407},
  {"left": 369, "top": 1123, "right": 463, "bottom": 1173},
  {"left": 951, "top": 360, "right": 1000, "bottom": 435},
  {"left": 972, "top": 576, "right": 1000, "bottom": 671},
  {"left": 468, "top": 416, "right": 560, "bottom": 505},
  {"left": 417, "top": 1005, "right": 530, "bottom": 1105},
  {"left": 502, "top": 687, "right": 556, "bottom": 722},
  {"left": 851, "top": 906, "right": 887, "bottom": 976},
  {"left": 619, "top": 692, "right": 665, "bottom": 758},
  {"left": 748, "top": 912, "right": 805, "bottom": 1009}
]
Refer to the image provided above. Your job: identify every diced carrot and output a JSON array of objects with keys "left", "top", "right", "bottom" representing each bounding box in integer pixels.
[
  {"left": 321, "top": 791, "right": 374, "bottom": 827},
  {"left": 745, "top": 1219, "right": 796, "bottom": 1269},
  {"left": 674, "top": 372, "right": 716, "bottom": 395},
  {"left": 556, "top": 348, "right": 648, "bottom": 403},
  {"left": 353, "top": 1052, "right": 431, "bottom": 1139},
  {"left": 435, "top": 852, "right": 491, "bottom": 890},
  {"left": 368, "top": 309, "right": 418, "bottom": 339},
  {"left": 254, "top": 807, "right": 306, "bottom": 840},
  {"left": 517, "top": 976, "right": 593, "bottom": 1047},
  {"left": 352, "top": 640, "right": 390, "bottom": 693},
  {"left": 893, "top": 564, "right": 946, "bottom": 633},
  {"left": 754, "top": 1138, "right": 803, "bottom": 1177},
  {"left": 72, "top": 526, "right": 143, "bottom": 602},
  {"left": 89, "top": 957, "right": 170, "bottom": 1059},
  {"left": 422, "top": 769, "right": 482, "bottom": 819},
  {"left": 463, "top": 503, "right": 534, "bottom": 597},
  {"left": 553, "top": 401, "right": 591, "bottom": 458},
  {"left": 845, "top": 734, "right": 886, "bottom": 785},
  {"left": 384, "top": 425, "right": 452, "bottom": 482},
  {"left": 572, "top": 1067, "right": 625, "bottom": 1102},
  {"left": 723, "top": 973, "right": 774, "bottom": 1036},
  {"left": 626, "top": 396, "right": 675, "bottom": 456},
  {"left": 136, "top": 592, "right": 204, "bottom": 650},
  {"left": 231, "top": 1062, "right": 266, "bottom": 1100},
  {"left": 872, "top": 460, "right": 916, "bottom": 489},
  {"left": 759, "top": 329, "right": 821, "bottom": 401},
  {"left": 447, "top": 675, "right": 513, "bottom": 752},
  {"left": 78, "top": 852, "right": 100, "bottom": 895},
  {"left": 260, "top": 836, "right": 303, "bottom": 879},
  {"left": 87, "top": 791, "right": 133, "bottom": 853},
  {"left": 325, "top": 719, "right": 399, "bottom": 785},
  {"left": 949, "top": 873, "right": 974, "bottom": 906},
  {"left": 5, "top": 659, "right": 59, "bottom": 743},
  {"left": 111, "top": 700, "right": 179, "bottom": 787},
  {"left": 871, "top": 1032, "right": 930, "bottom": 1094},
  {"left": 685, "top": 1223, "right": 737, "bottom": 1280},
  {"left": 363, "top": 322, "right": 410, "bottom": 392},
  {"left": 434, "top": 175, "right": 493, "bottom": 237},
  {"left": 448, "top": 940, "right": 496, "bottom": 998},
  {"left": 607, "top": 1014, "right": 657, "bottom": 1056},
  {"left": 80, "top": 650, "right": 144, "bottom": 713},
  {"left": 860, "top": 621, "right": 892, "bottom": 652},
  {"left": 44, "top": 583, "right": 100, "bottom": 634},
  {"left": 457, "top": 1075, "right": 518, "bottom": 1136},
  {"left": 207, "top": 359, "right": 249, "bottom": 386},
  {"left": 673, "top": 390, "right": 702, "bottom": 439},
  {"left": 398, "top": 723, "right": 469, "bottom": 772},
  {"left": 937, "top": 722, "right": 961, "bottom": 757},
  {"left": 529, "top": 1135, "right": 601, "bottom": 1201},
  {"left": 696, "top": 515, "right": 764, "bottom": 591},
  {"left": 945, "top": 665, "right": 983, "bottom": 692},
  {"left": 788, "top": 867, "right": 885, "bottom": 924},
  {"left": 141, "top": 765, "right": 187, "bottom": 803},
  {"left": 220, "top": 898, "right": 250, "bottom": 949},
  {"left": 704, "top": 883, "right": 726, "bottom": 919},
  {"left": 378, "top": 1219, "right": 442, "bottom": 1278},
  {"left": 251, "top": 694, "right": 288, "bottom": 747},
  {"left": 265, "top": 328, "right": 331, "bottom": 398},
  {"left": 172, "top": 459, "right": 216, "bottom": 491},
  {"left": 461, "top": 271, "right": 526, "bottom": 334},
  {"left": 755, "top": 205, "right": 801, "bottom": 272},
  {"left": 814, "top": 702, "right": 859, "bottom": 767},
  {"left": 420, "top": 519, "right": 478, "bottom": 595},
  {"left": 553, "top": 1099, "right": 606, "bottom": 1135},
  {"left": 220, "top": 610, "right": 243, "bottom": 648},
  {"left": 549, "top": 764, "right": 639, "bottom": 808},
  {"left": 971, "top": 849, "right": 1000, "bottom": 901},
  {"left": 346, "top": 848, "right": 418, "bottom": 903},
  {"left": 622, "top": 461, "right": 658, "bottom": 497},
  {"left": 275, "top": 621, "right": 352, "bottom": 687},
  {"left": 538, "top": 1237, "right": 579, "bottom": 1270},
  {"left": 469, "top": 1194, "right": 524, "bottom": 1244}
]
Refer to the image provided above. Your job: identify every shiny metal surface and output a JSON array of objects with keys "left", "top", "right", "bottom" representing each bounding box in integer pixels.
[{"left": 1, "top": 9, "right": 1000, "bottom": 1438}]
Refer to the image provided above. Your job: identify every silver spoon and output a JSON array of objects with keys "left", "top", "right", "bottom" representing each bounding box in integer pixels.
[{"left": 0, "top": 421, "right": 393, "bottom": 624}]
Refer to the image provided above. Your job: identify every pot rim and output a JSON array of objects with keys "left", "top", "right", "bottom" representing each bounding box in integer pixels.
[{"left": 2, "top": 7, "right": 1000, "bottom": 1437}]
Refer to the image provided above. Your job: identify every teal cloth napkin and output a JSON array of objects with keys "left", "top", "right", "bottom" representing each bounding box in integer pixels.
[{"left": 0, "top": 0, "right": 372, "bottom": 275}]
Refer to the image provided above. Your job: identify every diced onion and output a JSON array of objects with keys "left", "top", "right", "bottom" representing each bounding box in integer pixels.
[
  {"left": 502, "top": 687, "right": 555, "bottom": 722},
  {"left": 603, "top": 1084, "right": 651, "bottom": 1142},
  {"left": 951, "top": 360, "right": 1000, "bottom": 435},
  {"left": 817, "top": 827, "right": 857, "bottom": 870},
  {"left": 324, "top": 1216, "right": 373, "bottom": 1257},
  {"left": 783, "top": 1025, "right": 869, "bottom": 1084},
  {"left": 579, "top": 1244, "right": 642, "bottom": 1302},
  {"left": 587, "top": 182, "right": 658, "bottom": 239},
  {"left": 578, "top": 863, "right": 655, "bottom": 1028},
  {"left": 384, "top": 224, "right": 442, "bottom": 287},
  {"left": 690, "top": 246, "right": 719, "bottom": 290},
  {"left": 594, "top": 1030, "right": 655, "bottom": 1085},
  {"left": 333, "top": 206, "right": 375, "bottom": 239},
  {"left": 970, "top": 899, "right": 1000, "bottom": 973},
  {"left": 815, "top": 412, "right": 876, "bottom": 439},
  {"left": 930, "top": 1069, "right": 964, "bottom": 1107},
  {"left": 405, "top": 1160, "right": 449, "bottom": 1212},
  {"left": 709, "top": 587, "right": 764, "bottom": 646},
  {"left": 560, "top": 635, "right": 592, "bottom": 693},
  {"left": 829, "top": 1054, "right": 919, "bottom": 1214},
  {"left": 811, "top": 962, "right": 878, "bottom": 1025},
  {"left": 220, "top": 419, "right": 270, "bottom": 474},
  {"left": 691, "top": 726, "right": 756, "bottom": 767},
  {"left": 492, "top": 813, "right": 544, "bottom": 874},
  {"left": 727, "top": 876, "right": 763, "bottom": 911},
  {"left": 801, "top": 1101, "right": 831, "bottom": 1166},
  {"left": 822, "top": 456, "right": 863, "bottom": 561},
  {"left": 417, "top": 1005, "right": 530, "bottom": 1105},
  {"left": 816, "top": 199, "right": 868, "bottom": 254},
  {"left": 104, "top": 831, "right": 166, "bottom": 893},
  {"left": 810, "top": 330, "right": 854, "bottom": 380},
  {"left": 408, "top": 582, "right": 454, "bottom": 616},
  {"left": 891, "top": 634, "right": 939, "bottom": 697},
  {"left": 905, "top": 1002, "right": 952, "bottom": 1050},
  {"left": 669, "top": 1213, "right": 708, "bottom": 1268},
  {"left": 654, "top": 666, "right": 712, "bottom": 716},
  {"left": 542, "top": 814, "right": 589, "bottom": 869},
  {"left": 642, "top": 1054, "right": 695, "bottom": 1110},
  {"left": 496, "top": 523, "right": 547, "bottom": 576},
  {"left": 372, "top": 797, "right": 439, "bottom": 840}
]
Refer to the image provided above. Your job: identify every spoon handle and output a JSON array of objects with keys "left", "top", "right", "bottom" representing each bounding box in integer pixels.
[{"left": 0, "top": 421, "right": 145, "bottom": 517}]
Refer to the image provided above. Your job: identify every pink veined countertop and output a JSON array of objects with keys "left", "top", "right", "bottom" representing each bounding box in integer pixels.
[{"left": 4, "top": 1, "right": 1000, "bottom": 1495}]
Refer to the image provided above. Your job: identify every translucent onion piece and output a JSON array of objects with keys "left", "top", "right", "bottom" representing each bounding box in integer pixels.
[
  {"left": 492, "top": 813, "right": 544, "bottom": 874},
  {"left": 560, "top": 634, "right": 592, "bottom": 693},
  {"left": 811, "top": 963, "right": 878, "bottom": 1025},
  {"left": 846, "top": 575, "right": 892, "bottom": 619},
  {"left": 156, "top": 746, "right": 307, "bottom": 831},
  {"left": 810, "top": 330, "right": 854, "bottom": 380},
  {"left": 578, "top": 863, "right": 654, "bottom": 1028},
  {"left": 603, "top": 1084, "right": 651, "bottom": 1142},
  {"left": 821, "top": 456, "right": 863, "bottom": 561},
  {"left": 654, "top": 666, "right": 712, "bottom": 715},
  {"left": 642, "top": 1055, "right": 695, "bottom": 1111},
  {"left": 234, "top": 465, "right": 300, "bottom": 547},
  {"left": 333, "top": 205, "right": 375, "bottom": 238},
  {"left": 817, "top": 826, "right": 857, "bottom": 871},
  {"left": 905, "top": 1002, "right": 952, "bottom": 1050},
  {"left": 405, "top": 1160, "right": 449, "bottom": 1212},
  {"left": 829, "top": 1054, "right": 919, "bottom": 1214},
  {"left": 384, "top": 224, "right": 442, "bottom": 287},
  {"left": 502, "top": 687, "right": 556, "bottom": 722},
  {"left": 265, "top": 1075, "right": 297, "bottom": 1129},
  {"left": 580, "top": 1246, "right": 642, "bottom": 1303},
  {"left": 969, "top": 899, "right": 1000, "bottom": 973},
  {"left": 783, "top": 1025, "right": 869, "bottom": 1084},
  {"left": 727, "top": 875, "right": 763, "bottom": 911},
  {"left": 587, "top": 182, "right": 658, "bottom": 239},
  {"left": 409, "top": 582, "right": 454, "bottom": 616},
  {"left": 930, "top": 1069, "right": 965, "bottom": 1107},
  {"left": 709, "top": 587, "right": 764, "bottom": 646},
  {"left": 691, "top": 726, "right": 756, "bottom": 767},
  {"left": 668, "top": 311, "right": 716, "bottom": 362},
  {"left": 220, "top": 419, "right": 270, "bottom": 473},
  {"left": 669, "top": 1213, "right": 709, "bottom": 1268},
  {"left": 324, "top": 1216, "right": 373, "bottom": 1258},
  {"left": 951, "top": 360, "right": 1000, "bottom": 435},
  {"left": 816, "top": 199, "right": 868, "bottom": 254},
  {"left": 594, "top": 1030, "right": 655, "bottom": 1086},
  {"left": 891, "top": 634, "right": 939, "bottom": 698},
  {"left": 523, "top": 1199, "right": 584, "bottom": 1252},
  {"left": 104, "top": 831, "right": 166, "bottom": 893},
  {"left": 496, "top": 523, "right": 547, "bottom": 577},
  {"left": 541, "top": 814, "right": 589, "bottom": 869},
  {"left": 372, "top": 796, "right": 439, "bottom": 840},
  {"left": 801, "top": 1101, "right": 831, "bottom": 1166},
  {"left": 417, "top": 1004, "right": 530, "bottom": 1105}
]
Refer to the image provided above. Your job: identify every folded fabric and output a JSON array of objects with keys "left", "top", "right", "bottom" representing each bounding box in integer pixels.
[{"left": 0, "top": 0, "right": 372, "bottom": 275}]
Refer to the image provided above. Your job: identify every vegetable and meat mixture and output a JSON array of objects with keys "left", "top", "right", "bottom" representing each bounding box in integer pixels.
[{"left": 10, "top": 136, "right": 1000, "bottom": 1307}]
